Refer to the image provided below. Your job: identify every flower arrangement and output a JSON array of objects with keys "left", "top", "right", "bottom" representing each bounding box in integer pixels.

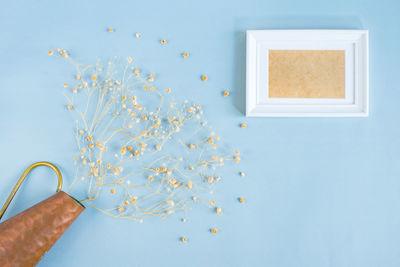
[{"left": 51, "top": 46, "right": 243, "bottom": 229}]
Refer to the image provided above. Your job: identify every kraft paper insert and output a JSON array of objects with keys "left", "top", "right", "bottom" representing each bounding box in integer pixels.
[{"left": 268, "top": 50, "right": 345, "bottom": 98}]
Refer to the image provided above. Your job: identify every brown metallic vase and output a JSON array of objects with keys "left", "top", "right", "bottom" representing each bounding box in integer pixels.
[{"left": 0, "top": 162, "right": 85, "bottom": 267}]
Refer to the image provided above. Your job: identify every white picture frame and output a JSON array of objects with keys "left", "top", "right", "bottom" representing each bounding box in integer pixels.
[{"left": 246, "top": 30, "right": 369, "bottom": 117}]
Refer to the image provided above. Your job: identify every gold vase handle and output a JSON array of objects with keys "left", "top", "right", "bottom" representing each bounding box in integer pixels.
[{"left": 0, "top": 161, "right": 63, "bottom": 220}]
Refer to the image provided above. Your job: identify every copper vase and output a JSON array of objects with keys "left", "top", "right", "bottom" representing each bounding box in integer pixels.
[{"left": 0, "top": 162, "right": 85, "bottom": 267}]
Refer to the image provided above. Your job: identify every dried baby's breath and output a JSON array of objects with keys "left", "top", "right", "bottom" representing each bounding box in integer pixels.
[{"left": 58, "top": 52, "right": 240, "bottom": 221}]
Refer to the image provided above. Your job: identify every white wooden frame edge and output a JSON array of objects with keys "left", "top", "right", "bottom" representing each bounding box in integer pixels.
[{"left": 246, "top": 30, "right": 369, "bottom": 117}]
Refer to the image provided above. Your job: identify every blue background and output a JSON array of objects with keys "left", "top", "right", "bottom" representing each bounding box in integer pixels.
[{"left": 0, "top": 0, "right": 399, "bottom": 266}]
